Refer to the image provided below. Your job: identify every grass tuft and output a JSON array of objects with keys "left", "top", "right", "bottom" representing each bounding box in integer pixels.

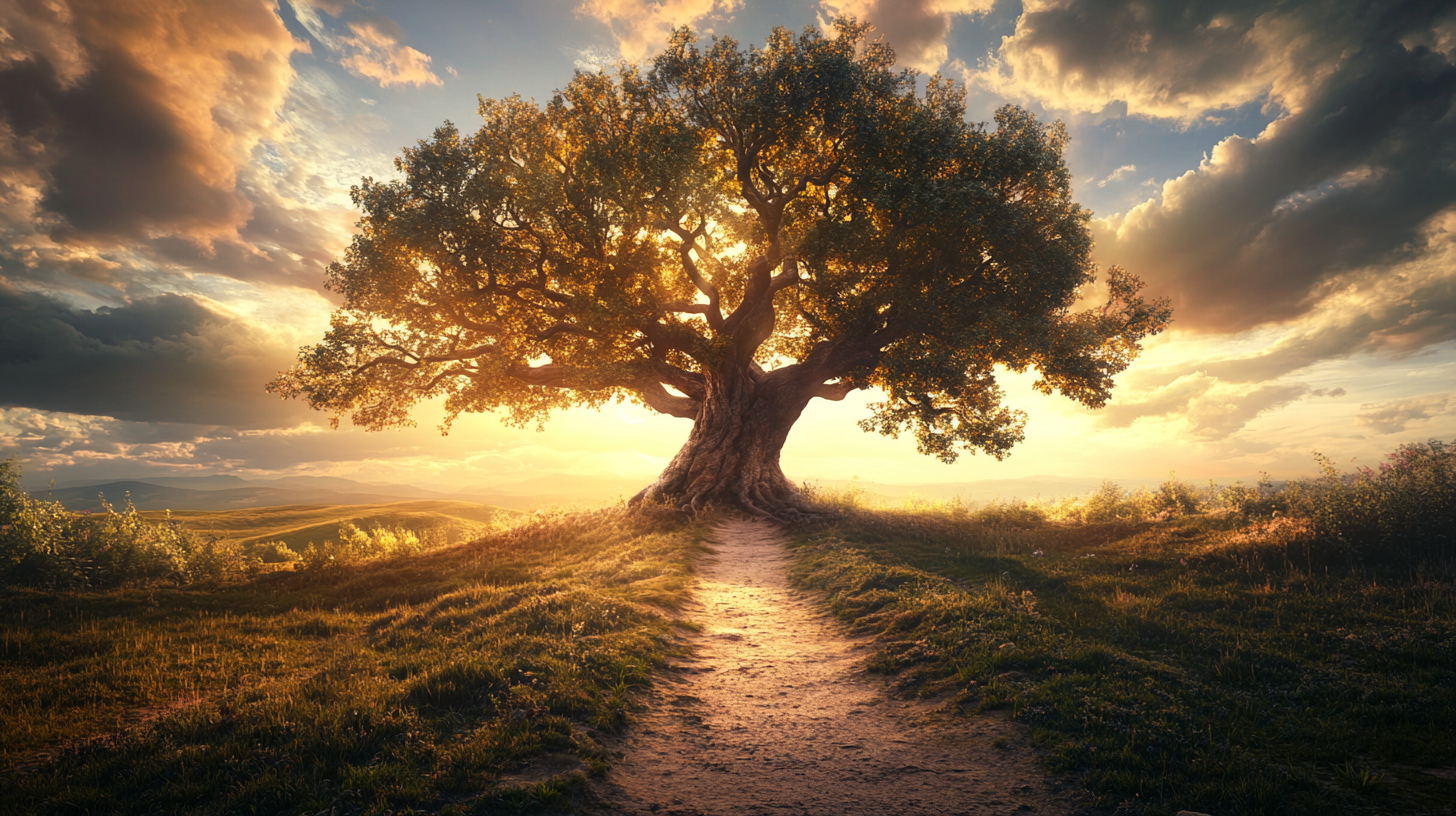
[
  {"left": 788, "top": 442, "right": 1456, "bottom": 815},
  {"left": 0, "top": 503, "right": 709, "bottom": 815}
]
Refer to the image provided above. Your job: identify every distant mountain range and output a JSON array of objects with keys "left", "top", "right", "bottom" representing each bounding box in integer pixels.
[
  {"left": 33, "top": 473, "right": 647, "bottom": 512},
  {"left": 29, "top": 472, "right": 1254, "bottom": 513}
]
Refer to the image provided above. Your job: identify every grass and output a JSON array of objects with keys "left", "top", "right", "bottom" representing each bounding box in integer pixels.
[
  {"left": 785, "top": 497, "right": 1456, "bottom": 815},
  {"left": 4, "top": 441, "right": 1450, "bottom": 814},
  {"left": 0, "top": 504, "right": 709, "bottom": 815},
  {"left": 140, "top": 500, "right": 518, "bottom": 556}
]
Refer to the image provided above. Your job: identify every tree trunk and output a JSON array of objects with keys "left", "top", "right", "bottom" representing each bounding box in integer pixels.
[{"left": 632, "top": 365, "right": 814, "bottom": 518}]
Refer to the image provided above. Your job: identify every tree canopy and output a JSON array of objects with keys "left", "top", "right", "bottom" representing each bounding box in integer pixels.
[{"left": 269, "top": 20, "right": 1171, "bottom": 517}]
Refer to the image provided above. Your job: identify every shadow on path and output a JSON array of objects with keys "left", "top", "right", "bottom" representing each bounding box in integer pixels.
[{"left": 586, "top": 518, "right": 1082, "bottom": 815}]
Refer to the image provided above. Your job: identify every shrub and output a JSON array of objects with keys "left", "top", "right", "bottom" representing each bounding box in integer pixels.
[
  {"left": 0, "top": 460, "right": 253, "bottom": 588},
  {"left": 299, "top": 522, "right": 439, "bottom": 572},
  {"left": 970, "top": 498, "right": 1047, "bottom": 528},
  {"left": 241, "top": 539, "right": 302, "bottom": 563},
  {"left": 1153, "top": 473, "right": 1203, "bottom": 516},
  {"left": 1285, "top": 440, "right": 1455, "bottom": 564}
]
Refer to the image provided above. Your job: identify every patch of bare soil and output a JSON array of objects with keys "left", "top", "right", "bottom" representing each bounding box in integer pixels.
[{"left": 585, "top": 519, "right": 1084, "bottom": 815}]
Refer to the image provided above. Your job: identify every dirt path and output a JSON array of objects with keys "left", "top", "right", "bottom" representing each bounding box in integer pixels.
[{"left": 585, "top": 518, "right": 1082, "bottom": 815}]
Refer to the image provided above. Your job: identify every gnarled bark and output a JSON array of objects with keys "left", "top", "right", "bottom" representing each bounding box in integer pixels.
[{"left": 632, "top": 365, "right": 819, "bottom": 519}]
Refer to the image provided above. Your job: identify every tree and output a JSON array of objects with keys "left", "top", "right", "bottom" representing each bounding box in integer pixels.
[{"left": 268, "top": 21, "right": 1171, "bottom": 518}]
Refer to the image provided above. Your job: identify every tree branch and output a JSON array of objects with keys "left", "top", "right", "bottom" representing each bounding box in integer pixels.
[
  {"left": 810, "top": 380, "right": 856, "bottom": 401},
  {"left": 666, "top": 223, "right": 726, "bottom": 331},
  {"left": 634, "top": 380, "right": 701, "bottom": 419}
]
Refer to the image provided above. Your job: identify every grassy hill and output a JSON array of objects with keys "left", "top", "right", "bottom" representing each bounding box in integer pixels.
[
  {"left": 141, "top": 500, "right": 520, "bottom": 554},
  {"left": 4, "top": 442, "right": 1452, "bottom": 815},
  {"left": 0, "top": 505, "right": 704, "bottom": 815}
]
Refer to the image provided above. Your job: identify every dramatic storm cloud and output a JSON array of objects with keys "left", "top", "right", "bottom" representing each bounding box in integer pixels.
[
  {"left": 0, "top": 285, "right": 303, "bottom": 427},
  {"left": 0, "top": 0, "right": 298, "bottom": 244}
]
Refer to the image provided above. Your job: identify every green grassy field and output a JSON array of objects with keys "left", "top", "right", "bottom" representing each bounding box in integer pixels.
[
  {"left": 1, "top": 504, "right": 708, "bottom": 815},
  {"left": 141, "top": 500, "right": 519, "bottom": 556},
  {"left": 3, "top": 443, "right": 1452, "bottom": 815},
  {"left": 787, "top": 500, "right": 1456, "bottom": 815}
]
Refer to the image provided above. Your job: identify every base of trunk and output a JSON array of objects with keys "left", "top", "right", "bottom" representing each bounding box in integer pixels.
[
  {"left": 631, "top": 463, "right": 812, "bottom": 520},
  {"left": 629, "top": 367, "right": 824, "bottom": 520}
]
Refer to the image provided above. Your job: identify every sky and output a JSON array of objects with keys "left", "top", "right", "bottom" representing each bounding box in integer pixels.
[{"left": 1, "top": 0, "right": 1454, "bottom": 492}]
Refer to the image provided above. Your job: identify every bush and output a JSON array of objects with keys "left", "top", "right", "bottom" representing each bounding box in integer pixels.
[
  {"left": 0, "top": 460, "right": 254, "bottom": 588},
  {"left": 1153, "top": 473, "right": 1203, "bottom": 516},
  {"left": 1285, "top": 440, "right": 1455, "bottom": 564},
  {"left": 298, "top": 522, "right": 439, "bottom": 572},
  {"left": 241, "top": 540, "right": 302, "bottom": 563}
]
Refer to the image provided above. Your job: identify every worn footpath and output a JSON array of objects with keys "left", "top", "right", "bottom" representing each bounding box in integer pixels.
[{"left": 583, "top": 518, "right": 1082, "bottom": 815}]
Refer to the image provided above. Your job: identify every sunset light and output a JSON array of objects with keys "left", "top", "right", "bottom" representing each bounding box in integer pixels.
[{"left": 1, "top": 3, "right": 1453, "bottom": 814}]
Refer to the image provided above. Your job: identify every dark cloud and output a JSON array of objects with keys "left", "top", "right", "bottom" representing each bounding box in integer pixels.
[
  {"left": 988, "top": 0, "right": 1456, "bottom": 344},
  {"left": 0, "top": 0, "right": 299, "bottom": 245},
  {"left": 0, "top": 285, "right": 307, "bottom": 427},
  {"left": 1102, "top": 33, "right": 1456, "bottom": 332},
  {"left": 1122, "top": 246, "right": 1456, "bottom": 387},
  {"left": 0, "top": 48, "right": 249, "bottom": 240}
]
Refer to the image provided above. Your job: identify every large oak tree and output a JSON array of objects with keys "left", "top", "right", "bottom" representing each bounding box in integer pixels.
[{"left": 269, "top": 22, "right": 1171, "bottom": 518}]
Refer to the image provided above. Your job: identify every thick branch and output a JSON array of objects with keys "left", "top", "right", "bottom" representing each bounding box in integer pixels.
[
  {"left": 503, "top": 361, "right": 703, "bottom": 419},
  {"left": 661, "top": 219, "right": 727, "bottom": 331},
  {"left": 634, "top": 380, "right": 701, "bottom": 419},
  {"left": 810, "top": 380, "right": 856, "bottom": 401}
]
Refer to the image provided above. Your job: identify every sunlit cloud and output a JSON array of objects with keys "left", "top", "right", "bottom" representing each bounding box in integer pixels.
[
  {"left": 578, "top": 0, "right": 742, "bottom": 63},
  {"left": 0, "top": 0, "right": 300, "bottom": 246},
  {"left": 286, "top": 0, "right": 441, "bottom": 88},
  {"left": 336, "top": 21, "right": 442, "bottom": 88},
  {"left": 818, "top": 0, "right": 995, "bottom": 74},
  {"left": 0, "top": 285, "right": 310, "bottom": 428},
  {"left": 1356, "top": 393, "right": 1450, "bottom": 435}
]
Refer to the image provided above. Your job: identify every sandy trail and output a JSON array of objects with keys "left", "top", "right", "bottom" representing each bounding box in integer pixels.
[{"left": 586, "top": 518, "right": 1080, "bottom": 815}]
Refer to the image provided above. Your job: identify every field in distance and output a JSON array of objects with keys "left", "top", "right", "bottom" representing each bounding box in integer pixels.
[{"left": 139, "top": 500, "right": 521, "bottom": 554}]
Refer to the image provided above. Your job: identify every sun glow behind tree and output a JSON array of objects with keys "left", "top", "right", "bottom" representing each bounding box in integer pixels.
[{"left": 269, "top": 20, "right": 1170, "bottom": 517}]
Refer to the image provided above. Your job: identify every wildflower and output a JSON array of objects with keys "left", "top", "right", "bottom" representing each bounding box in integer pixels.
[{"left": 1032, "top": 550, "right": 1044, "bottom": 556}]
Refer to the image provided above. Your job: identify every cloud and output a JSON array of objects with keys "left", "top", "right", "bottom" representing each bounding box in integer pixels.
[
  {"left": 0, "top": 3, "right": 389, "bottom": 297},
  {"left": 1101, "top": 372, "right": 1216, "bottom": 428},
  {"left": 335, "top": 20, "right": 441, "bottom": 88},
  {"left": 1185, "top": 382, "right": 1309, "bottom": 439},
  {"left": 1095, "top": 164, "right": 1137, "bottom": 187},
  {"left": 1043, "top": 2, "right": 1456, "bottom": 342},
  {"left": 819, "top": 0, "right": 995, "bottom": 74},
  {"left": 974, "top": 0, "right": 1403, "bottom": 123},
  {"left": 287, "top": 0, "right": 441, "bottom": 88},
  {"left": 1097, "top": 371, "right": 1313, "bottom": 440},
  {"left": 1356, "top": 393, "right": 1449, "bottom": 434},
  {"left": 0, "top": 285, "right": 306, "bottom": 428},
  {"left": 0, "top": 0, "right": 300, "bottom": 244},
  {"left": 1117, "top": 208, "right": 1456, "bottom": 386},
  {"left": 577, "top": 0, "right": 742, "bottom": 63}
]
